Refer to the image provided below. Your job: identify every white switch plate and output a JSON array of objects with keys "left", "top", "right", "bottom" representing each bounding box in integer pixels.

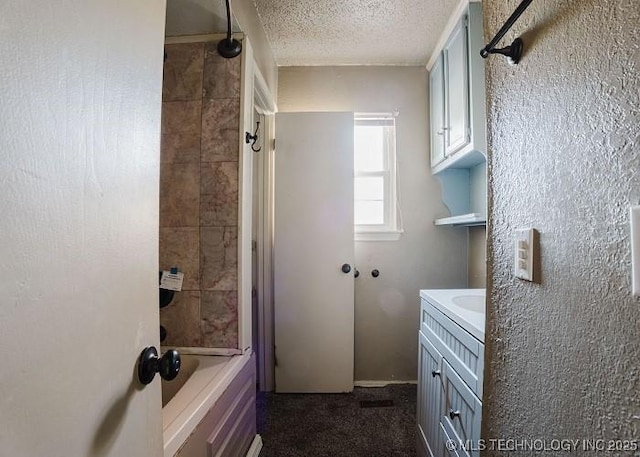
[
  {"left": 515, "top": 228, "right": 536, "bottom": 281},
  {"left": 631, "top": 206, "right": 640, "bottom": 296}
]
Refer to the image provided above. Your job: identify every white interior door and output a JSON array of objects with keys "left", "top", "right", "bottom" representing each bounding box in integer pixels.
[
  {"left": 274, "top": 112, "right": 355, "bottom": 393},
  {"left": 0, "top": 1, "right": 165, "bottom": 456}
]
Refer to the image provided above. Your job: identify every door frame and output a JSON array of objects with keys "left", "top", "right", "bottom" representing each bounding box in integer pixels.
[{"left": 241, "top": 44, "right": 277, "bottom": 391}]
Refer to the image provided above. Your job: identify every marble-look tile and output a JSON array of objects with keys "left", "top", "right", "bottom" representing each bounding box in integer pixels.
[
  {"left": 201, "top": 291, "right": 238, "bottom": 348},
  {"left": 161, "top": 101, "right": 202, "bottom": 163},
  {"left": 159, "top": 227, "right": 199, "bottom": 290},
  {"left": 200, "top": 226, "right": 237, "bottom": 291},
  {"left": 160, "top": 291, "right": 203, "bottom": 347},
  {"left": 201, "top": 98, "right": 239, "bottom": 162},
  {"left": 203, "top": 43, "right": 240, "bottom": 100},
  {"left": 160, "top": 162, "right": 200, "bottom": 227},
  {"left": 200, "top": 162, "right": 238, "bottom": 226},
  {"left": 163, "top": 43, "right": 204, "bottom": 102}
]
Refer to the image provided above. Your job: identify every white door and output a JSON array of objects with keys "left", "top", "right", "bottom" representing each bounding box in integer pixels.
[
  {"left": 274, "top": 112, "right": 355, "bottom": 393},
  {"left": 0, "top": 1, "right": 166, "bottom": 456}
]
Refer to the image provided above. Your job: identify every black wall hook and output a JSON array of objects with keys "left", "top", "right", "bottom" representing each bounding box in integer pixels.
[{"left": 245, "top": 121, "right": 262, "bottom": 152}]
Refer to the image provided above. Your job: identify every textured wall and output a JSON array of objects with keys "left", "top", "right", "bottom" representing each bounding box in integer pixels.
[
  {"left": 483, "top": 0, "right": 640, "bottom": 447},
  {"left": 278, "top": 66, "right": 468, "bottom": 381},
  {"left": 160, "top": 42, "right": 241, "bottom": 348}
]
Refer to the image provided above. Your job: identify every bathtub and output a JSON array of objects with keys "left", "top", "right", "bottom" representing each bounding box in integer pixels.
[{"left": 162, "top": 352, "right": 257, "bottom": 457}]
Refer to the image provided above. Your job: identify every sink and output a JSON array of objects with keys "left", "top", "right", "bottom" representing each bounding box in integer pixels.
[{"left": 452, "top": 295, "right": 485, "bottom": 313}]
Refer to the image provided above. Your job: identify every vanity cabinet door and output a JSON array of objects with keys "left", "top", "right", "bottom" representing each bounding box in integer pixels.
[
  {"left": 429, "top": 54, "right": 446, "bottom": 168},
  {"left": 441, "top": 360, "right": 482, "bottom": 457},
  {"left": 443, "top": 15, "right": 470, "bottom": 156},
  {"left": 418, "top": 331, "right": 445, "bottom": 457}
]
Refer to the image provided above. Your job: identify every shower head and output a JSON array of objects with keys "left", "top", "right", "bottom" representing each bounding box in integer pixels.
[{"left": 218, "top": 37, "right": 242, "bottom": 59}]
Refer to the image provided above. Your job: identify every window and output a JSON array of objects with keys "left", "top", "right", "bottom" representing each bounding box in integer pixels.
[{"left": 354, "top": 113, "right": 402, "bottom": 241}]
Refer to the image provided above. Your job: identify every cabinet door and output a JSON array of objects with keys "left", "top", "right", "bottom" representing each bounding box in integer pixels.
[
  {"left": 444, "top": 15, "right": 470, "bottom": 155},
  {"left": 429, "top": 54, "right": 446, "bottom": 168},
  {"left": 418, "top": 331, "right": 445, "bottom": 457},
  {"left": 441, "top": 360, "right": 482, "bottom": 457}
]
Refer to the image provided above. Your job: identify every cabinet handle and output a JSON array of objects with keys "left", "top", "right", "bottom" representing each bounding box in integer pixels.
[
  {"left": 431, "top": 370, "right": 441, "bottom": 378},
  {"left": 437, "top": 130, "right": 444, "bottom": 136},
  {"left": 449, "top": 409, "right": 461, "bottom": 420}
]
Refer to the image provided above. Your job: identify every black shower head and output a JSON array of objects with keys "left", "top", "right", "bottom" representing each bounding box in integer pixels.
[{"left": 217, "top": 37, "right": 242, "bottom": 59}]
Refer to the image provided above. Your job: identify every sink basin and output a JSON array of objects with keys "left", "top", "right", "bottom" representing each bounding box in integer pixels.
[{"left": 452, "top": 295, "right": 485, "bottom": 313}]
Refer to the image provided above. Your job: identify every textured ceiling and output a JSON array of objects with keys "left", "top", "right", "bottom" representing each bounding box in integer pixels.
[{"left": 252, "top": 0, "right": 456, "bottom": 66}]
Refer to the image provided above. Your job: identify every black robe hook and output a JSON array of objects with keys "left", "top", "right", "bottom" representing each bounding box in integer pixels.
[{"left": 245, "top": 121, "right": 262, "bottom": 152}]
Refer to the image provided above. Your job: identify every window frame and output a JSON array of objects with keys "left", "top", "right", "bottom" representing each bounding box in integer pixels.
[{"left": 353, "top": 113, "right": 402, "bottom": 241}]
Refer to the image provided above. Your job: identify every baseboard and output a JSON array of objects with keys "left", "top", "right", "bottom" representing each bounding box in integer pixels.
[
  {"left": 354, "top": 380, "right": 418, "bottom": 388},
  {"left": 246, "top": 434, "right": 263, "bottom": 457}
]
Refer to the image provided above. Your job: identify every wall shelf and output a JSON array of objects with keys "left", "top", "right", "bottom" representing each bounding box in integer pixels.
[{"left": 434, "top": 213, "right": 486, "bottom": 227}]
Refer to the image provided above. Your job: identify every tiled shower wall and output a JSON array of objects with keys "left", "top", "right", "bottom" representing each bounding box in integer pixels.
[{"left": 159, "top": 42, "right": 241, "bottom": 349}]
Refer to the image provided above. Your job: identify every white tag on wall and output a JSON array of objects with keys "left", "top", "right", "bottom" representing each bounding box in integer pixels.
[{"left": 160, "top": 270, "right": 184, "bottom": 291}]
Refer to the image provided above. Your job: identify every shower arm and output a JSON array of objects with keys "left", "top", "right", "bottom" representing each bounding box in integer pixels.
[{"left": 480, "top": 0, "right": 533, "bottom": 65}]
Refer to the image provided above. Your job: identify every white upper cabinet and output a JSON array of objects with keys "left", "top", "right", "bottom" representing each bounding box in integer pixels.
[
  {"left": 444, "top": 17, "right": 470, "bottom": 155},
  {"left": 430, "top": 54, "right": 446, "bottom": 168},
  {"left": 428, "top": 2, "right": 486, "bottom": 173},
  {"left": 428, "top": 2, "right": 487, "bottom": 226}
]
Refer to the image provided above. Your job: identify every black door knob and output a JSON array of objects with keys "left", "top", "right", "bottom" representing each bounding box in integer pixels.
[
  {"left": 137, "top": 346, "right": 181, "bottom": 385},
  {"left": 371, "top": 269, "right": 380, "bottom": 278},
  {"left": 341, "top": 263, "right": 352, "bottom": 274}
]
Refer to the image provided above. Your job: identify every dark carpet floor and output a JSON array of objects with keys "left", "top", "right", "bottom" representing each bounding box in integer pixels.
[{"left": 257, "top": 384, "right": 418, "bottom": 457}]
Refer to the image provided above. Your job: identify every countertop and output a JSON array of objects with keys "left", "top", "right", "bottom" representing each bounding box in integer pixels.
[{"left": 419, "top": 289, "right": 486, "bottom": 342}]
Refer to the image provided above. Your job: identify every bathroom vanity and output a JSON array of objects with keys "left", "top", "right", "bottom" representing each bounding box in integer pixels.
[{"left": 417, "top": 289, "right": 485, "bottom": 457}]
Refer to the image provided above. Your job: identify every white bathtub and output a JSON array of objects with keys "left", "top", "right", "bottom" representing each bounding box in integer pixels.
[{"left": 162, "top": 352, "right": 256, "bottom": 457}]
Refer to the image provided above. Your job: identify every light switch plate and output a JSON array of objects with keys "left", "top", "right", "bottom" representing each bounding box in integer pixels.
[
  {"left": 631, "top": 206, "right": 640, "bottom": 296},
  {"left": 515, "top": 228, "right": 537, "bottom": 281}
]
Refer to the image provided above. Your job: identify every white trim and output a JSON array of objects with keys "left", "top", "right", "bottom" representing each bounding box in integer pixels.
[
  {"left": 238, "top": 38, "right": 255, "bottom": 353},
  {"left": 246, "top": 435, "right": 263, "bottom": 457},
  {"left": 354, "top": 380, "right": 418, "bottom": 388},
  {"left": 163, "top": 347, "right": 242, "bottom": 356},
  {"left": 164, "top": 33, "right": 244, "bottom": 45},
  {"left": 354, "top": 230, "right": 403, "bottom": 242}
]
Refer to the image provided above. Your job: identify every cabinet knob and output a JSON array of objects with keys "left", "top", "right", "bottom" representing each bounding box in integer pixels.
[
  {"left": 431, "top": 370, "right": 441, "bottom": 378},
  {"left": 449, "top": 409, "right": 461, "bottom": 420},
  {"left": 341, "top": 263, "right": 352, "bottom": 274}
]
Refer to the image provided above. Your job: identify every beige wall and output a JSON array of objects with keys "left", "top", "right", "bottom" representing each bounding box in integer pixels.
[
  {"left": 160, "top": 42, "right": 241, "bottom": 348},
  {"left": 483, "top": 0, "right": 639, "bottom": 445},
  {"left": 278, "top": 66, "right": 468, "bottom": 381},
  {"left": 468, "top": 226, "right": 486, "bottom": 288}
]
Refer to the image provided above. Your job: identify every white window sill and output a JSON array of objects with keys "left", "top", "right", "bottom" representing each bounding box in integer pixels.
[{"left": 354, "top": 230, "right": 403, "bottom": 242}]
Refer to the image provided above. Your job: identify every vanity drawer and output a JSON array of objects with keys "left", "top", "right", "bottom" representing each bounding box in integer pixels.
[
  {"left": 441, "top": 359, "right": 482, "bottom": 457},
  {"left": 421, "top": 299, "right": 484, "bottom": 398}
]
